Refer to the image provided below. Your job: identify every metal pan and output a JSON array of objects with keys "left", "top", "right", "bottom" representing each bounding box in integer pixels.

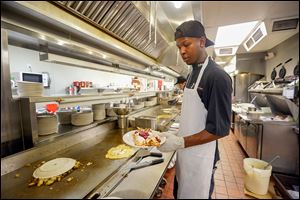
[
  {"left": 271, "top": 63, "right": 282, "bottom": 80},
  {"left": 271, "top": 68, "right": 277, "bottom": 80},
  {"left": 279, "top": 58, "right": 293, "bottom": 79},
  {"left": 294, "top": 62, "right": 299, "bottom": 76}
]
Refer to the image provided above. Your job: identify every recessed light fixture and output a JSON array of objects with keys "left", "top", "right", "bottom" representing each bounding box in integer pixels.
[{"left": 214, "top": 21, "right": 259, "bottom": 56}]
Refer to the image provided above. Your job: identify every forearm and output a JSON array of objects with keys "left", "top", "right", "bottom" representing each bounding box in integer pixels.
[{"left": 183, "top": 130, "right": 223, "bottom": 148}]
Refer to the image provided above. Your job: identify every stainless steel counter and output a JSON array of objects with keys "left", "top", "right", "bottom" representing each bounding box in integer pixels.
[{"left": 106, "top": 151, "right": 174, "bottom": 199}]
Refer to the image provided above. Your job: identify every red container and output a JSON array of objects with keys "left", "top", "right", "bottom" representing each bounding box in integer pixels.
[{"left": 46, "top": 104, "right": 58, "bottom": 113}]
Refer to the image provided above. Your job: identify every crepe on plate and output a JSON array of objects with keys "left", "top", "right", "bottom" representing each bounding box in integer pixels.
[{"left": 132, "top": 128, "right": 161, "bottom": 147}]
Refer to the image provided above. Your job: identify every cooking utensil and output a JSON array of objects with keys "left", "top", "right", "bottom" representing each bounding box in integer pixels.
[
  {"left": 271, "top": 63, "right": 282, "bottom": 80},
  {"left": 279, "top": 66, "right": 286, "bottom": 79},
  {"left": 279, "top": 58, "right": 293, "bottom": 79},
  {"left": 133, "top": 149, "right": 162, "bottom": 162},
  {"left": 129, "top": 158, "right": 164, "bottom": 170},
  {"left": 87, "top": 157, "right": 164, "bottom": 199},
  {"left": 263, "top": 155, "right": 280, "bottom": 170},
  {"left": 294, "top": 62, "right": 299, "bottom": 76}
]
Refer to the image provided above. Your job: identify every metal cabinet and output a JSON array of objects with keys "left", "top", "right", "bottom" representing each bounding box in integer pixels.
[
  {"left": 262, "top": 121, "right": 299, "bottom": 175},
  {"left": 233, "top": 113, "right": 241, "bottom": 140},
  {"left": 246, "top": 123, "right": 262, "bottom": 158},
  {"left": 239, "top": 119, "right": 248, "bottom": 151}
]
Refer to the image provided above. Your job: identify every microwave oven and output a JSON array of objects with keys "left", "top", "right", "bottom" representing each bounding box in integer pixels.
[{"left": 11, "top": 72, "right": 50, "bottom": 87}]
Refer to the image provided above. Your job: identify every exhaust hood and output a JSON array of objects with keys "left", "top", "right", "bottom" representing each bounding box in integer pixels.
[
  {"left": 40, "top": 53, "right": 166, "bottom": 80},
  {"left": 2, "top": 1, "right": 185, "bottom": 77},
  {"left": 52, "top": 1, "right": 169, "bottom": 60},
  {"left": 51, "top": 1, "right": 188, "bottom": 76}
]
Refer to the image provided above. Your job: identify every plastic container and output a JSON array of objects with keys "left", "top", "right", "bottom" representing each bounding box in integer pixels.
[{"left": 243, "top": 158, "right": 272, "bottom": 195}]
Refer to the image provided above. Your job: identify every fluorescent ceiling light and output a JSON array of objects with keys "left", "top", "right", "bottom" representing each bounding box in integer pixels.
[
  {"left": 243, "top": 22, "right": 267, "bottom": 51},
  {"left": 173, "top": 1, "right": 183, "bottom": 9},
  {"left": 215, "top": 21, "right": 259, "bottom": 48}
]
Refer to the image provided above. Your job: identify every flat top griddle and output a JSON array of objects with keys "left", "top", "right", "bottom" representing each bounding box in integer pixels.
[{"left": 1, "top": 128, "right": 137, "bottom": 199}]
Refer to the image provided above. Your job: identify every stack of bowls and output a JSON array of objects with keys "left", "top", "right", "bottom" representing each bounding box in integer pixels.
[
  {"left": 17, "top": 81, "right": 43, "bottom": 97},
  {"left": 56, "top": 109, "right": 76, "bottom": 125},
  {"left": 37, "top": 114, "right": 57, "bottom": 136},
  {"left": 71, "top": 111, "right": 93, "bottom": 126},
  {"left": 92, "top": 104, "right": 106, "bottom": 120}
]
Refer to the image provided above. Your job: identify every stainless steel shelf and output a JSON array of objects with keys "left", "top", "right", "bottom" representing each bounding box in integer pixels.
[{"left": 13, "top": 91, "right": 158, "bottom": 104}]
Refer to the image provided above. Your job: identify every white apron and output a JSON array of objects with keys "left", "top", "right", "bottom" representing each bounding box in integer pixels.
[{"left": 176, "top": 56, "right": 216, "bottom": 199}]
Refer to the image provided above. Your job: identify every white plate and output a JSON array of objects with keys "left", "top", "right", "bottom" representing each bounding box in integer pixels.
[
  {"left": 33, "top": 158, "right": 76, "bottom": 179},
  {"left": 122, "top": 130, "right": 166, "bottom": 148}
]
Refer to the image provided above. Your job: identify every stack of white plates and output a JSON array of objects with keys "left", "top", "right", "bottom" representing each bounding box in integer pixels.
[
  {"left": 71, "top": 111, "right": 93, "bottom": 126},
  {"left": 92, "top": 104, "right": 106, "bottom": 120},
  {"left": 37, "top": 114, "right": 57, "bottom": 136},
  {"left": 17, "top": 81, "right": 43, "bottom": 97},
  {"left": 56, "top": 109, "right": 76, "bottom": 125}
]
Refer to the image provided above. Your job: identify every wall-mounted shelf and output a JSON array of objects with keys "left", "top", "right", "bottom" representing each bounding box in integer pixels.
[{"left": 13, "top": 91, "right": 162, "bottom": 108}]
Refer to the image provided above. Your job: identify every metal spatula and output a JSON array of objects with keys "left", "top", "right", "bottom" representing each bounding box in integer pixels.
[{"left": 133, "top": 149, "right": 162, "bottom": 162}]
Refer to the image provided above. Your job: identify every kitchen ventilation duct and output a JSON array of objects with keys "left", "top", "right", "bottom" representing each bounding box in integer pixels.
[
  {"left": 272, "top": 17, "right": 299, "bottom": 32},
  {"left": 52, "top": 1, "right": 169, "bottom": 60}
]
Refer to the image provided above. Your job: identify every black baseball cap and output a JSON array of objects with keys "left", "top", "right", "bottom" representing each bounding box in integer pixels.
[
  {"left": 174, "top": 76, "right": 187, "bottom": 85},
  {"left": 175, "top": 20, "right": 214, "bottom": 47}
]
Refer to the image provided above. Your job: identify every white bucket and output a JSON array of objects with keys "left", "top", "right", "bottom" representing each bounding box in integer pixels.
[{"left": 243, "top": 158, "right": 272, "bottom": 195}]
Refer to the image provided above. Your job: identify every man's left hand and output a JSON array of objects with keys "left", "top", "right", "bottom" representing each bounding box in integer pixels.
[{"left": 158, "top": 132, "right": 184, "bottom": 152}]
